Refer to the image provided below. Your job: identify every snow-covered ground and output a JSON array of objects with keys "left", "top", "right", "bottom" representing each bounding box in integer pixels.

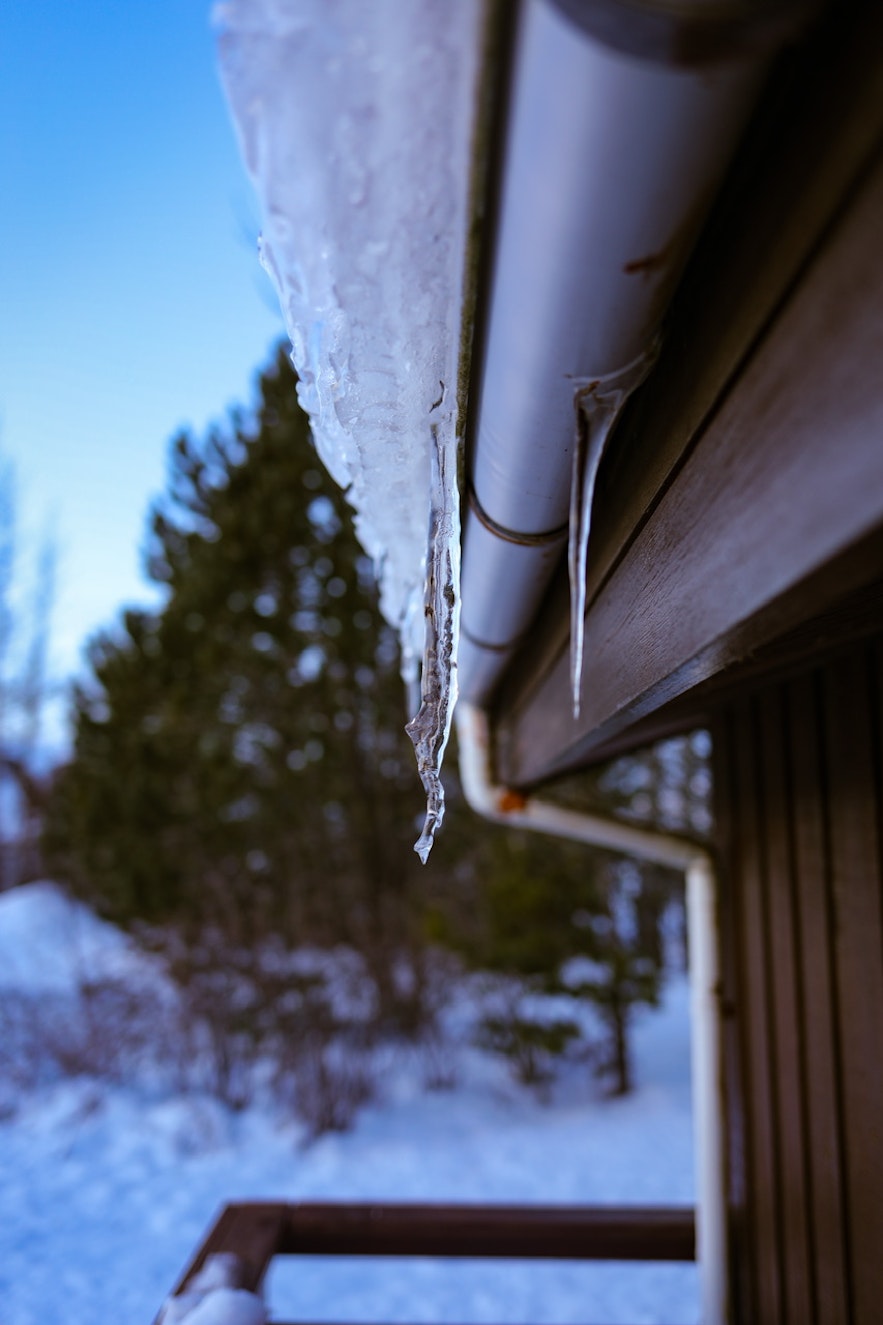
[{"left": 0, "top": 884, "right": 698, "bottom": 1324}]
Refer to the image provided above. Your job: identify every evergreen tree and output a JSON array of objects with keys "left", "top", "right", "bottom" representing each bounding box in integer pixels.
[
  {"left": 46, "top": 347, "right": 427, "bottom": 1020},
  {"left": 460, "top": 830, "right": 663, "bottom": 1094},
  {"left": 562, "top": 861, "right": 661, "bottom": 1096},
  {"left": 466, "top": 827, "right": 597, "bottom": 1087}
]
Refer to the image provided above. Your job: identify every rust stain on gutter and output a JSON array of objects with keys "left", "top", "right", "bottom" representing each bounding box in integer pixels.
[
  {"left": 497, "top": 788, "right": 528, "bottom": 813},
  {"left": 623, "top": 246, "right": 671, "bottom": 278}
]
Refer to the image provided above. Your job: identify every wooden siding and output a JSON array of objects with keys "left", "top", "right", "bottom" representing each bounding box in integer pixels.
[{"left": 713, "top": 640, "right": 883, "bottom": 1325}]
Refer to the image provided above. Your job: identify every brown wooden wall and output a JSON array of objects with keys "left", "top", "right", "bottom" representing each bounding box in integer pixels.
[{"left": 713, "top": 639, "right": 883, "bottom": 1325}]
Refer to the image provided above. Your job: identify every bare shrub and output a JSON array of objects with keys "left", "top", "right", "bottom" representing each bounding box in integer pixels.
[
  {"left": 267, "top": 973, "right": 377, "bottom": 1139},
  {"left": 419, "top": 1023, "right": 459, "bottom": 1092},
  {"left": 410, "top": 951, "right": 463, "bottom": 1091},
  {"left": 284, "top": 1032, "right": 376, "bottom": 1140},
  {"left": 53, "top": 978, "right": 175, "bottom": 1081},
  {"left": 0, "top": 991, "right": 49, "bottom": 1103},
  {"left": 0, "top": 976, "right": 178, "bottom": 1113},
  {"left": 476, "top": 1011, "right": 581, "bottom": 1089},
  {"left": 145, "top": 929, "right": 379, "bottom": 1134},
  {"left": 472, "top": 978, "right": 587, "bottom": 1093},
  {"left": 0, "top": 917, "right": 446, "bottom": 1139},
  {"left": 167, "top": 950, "right": 264, "bottom": 1110}
]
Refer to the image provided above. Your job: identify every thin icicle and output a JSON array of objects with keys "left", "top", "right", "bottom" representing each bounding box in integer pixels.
[
  {"left": 405, "top": 425, "right": 461, "bottom": 863},
  {"left": 567, "top": 349, "right": 659, "bottom": 717},
  {"left": 568, "top": 389, "right": 617, "bottom": 719}
]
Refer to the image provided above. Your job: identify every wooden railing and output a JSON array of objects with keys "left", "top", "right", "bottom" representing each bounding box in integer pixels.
[{"left": 159, "top": 1200, "right": 695, "bottom": 1322}]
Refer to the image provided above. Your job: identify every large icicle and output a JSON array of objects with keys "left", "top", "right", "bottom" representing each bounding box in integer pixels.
[
  {"left": 568, "top": 350, "right": 657, "bottom": 717},
  {"left": 216, "top": 0, "right": 481, "bottom": 851},
  {"left": 405, "top": 426, "right": 461, "bottom": 862}
]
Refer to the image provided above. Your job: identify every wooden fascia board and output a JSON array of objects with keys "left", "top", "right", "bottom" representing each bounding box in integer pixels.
[{"left": 495, "top": 143, "right": 883, "bottom": 787}]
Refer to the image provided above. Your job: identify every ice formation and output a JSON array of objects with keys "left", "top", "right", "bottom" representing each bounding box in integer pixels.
[
  {"left": 216, "top": 0, "right": 481, "bottom": 857},
  {"left": 405, "top": 426, "right": 460, "bottom": 862},
  {"left": 568, "top": 350, "right": 657, "bottom": 717}
]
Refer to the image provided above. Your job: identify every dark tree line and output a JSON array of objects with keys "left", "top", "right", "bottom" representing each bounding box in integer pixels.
[
  {"left": 0, "top": 457, "right": 55, "bottom": 890},
  {"left": 44, "top": 346, "right": 437, "bottom": 1027}
]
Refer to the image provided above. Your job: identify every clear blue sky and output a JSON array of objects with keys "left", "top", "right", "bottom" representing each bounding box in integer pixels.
[{"left": 0, "top": 1, "right": 284, "bottom": 704}]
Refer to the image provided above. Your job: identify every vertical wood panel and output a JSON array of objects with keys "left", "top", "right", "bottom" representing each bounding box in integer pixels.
[
  {"left": 733, "top": 698, "right": 783, "bottom": 1324},
  {"left": 713, "top": 710, "right": 752, "bottom": 1325},
  {"left": 874, "top": 640, "right": 883, "bottom": 956},
  {"left": 716, "top": 640, "right": 883, "bottom": 1324},
  {"left": 788, "top": 674, "right": 850, "bottom": 1325},
  {"left": 824, "top": 650, "right": 883, "bottom": 1323},
  {"left": 759, "top": 689, "right": 814, "bottom": 1325}
]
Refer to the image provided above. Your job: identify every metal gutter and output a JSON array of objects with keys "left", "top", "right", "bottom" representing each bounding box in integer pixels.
[
  {"left": 457, "top": 0, "right": 807, "bottom": 706},
  {"left": 456, "top": 702, "right": 729, "bottom": 1324}
]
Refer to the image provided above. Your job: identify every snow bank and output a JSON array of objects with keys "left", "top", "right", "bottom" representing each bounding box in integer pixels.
[
  {"left": 0, "top": 983, "right": 697, "bottom": 1324},
  {"left": 0, "top": 880, "right": 154, "bottom": 993},
  {"left": 0, "top": 891, "right": 698, "bottom": 1323}
]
